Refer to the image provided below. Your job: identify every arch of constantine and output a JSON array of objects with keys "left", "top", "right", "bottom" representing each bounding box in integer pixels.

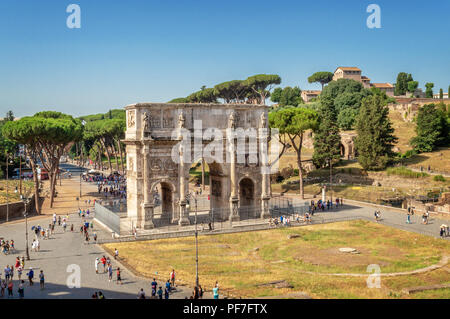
[{"left": 124, "top": 103, "right": 271, "bottom": 230}]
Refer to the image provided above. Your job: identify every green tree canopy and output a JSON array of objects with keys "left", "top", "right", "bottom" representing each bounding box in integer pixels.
[
  {"left": 425, "top": 83, "right": 434, "bottom": 98},
  {"left": 407, "top": 81, "right": 419, "bottom": 95},
  {"left": 269, "top": 106, "right": 318, "bottom": 198},
  {"left": 394, "top": 72, "right": 410, "bottom": 96},
  {"left": 320, "top": 78, "right": 371, "bottom": 130},
  {"left": 270, "top": 86, "right": 303, "bottom": 107},
  {"left": 244, "top": 74, "right": 281, "bottom": 104},
  {"left": 307, "top": 71, "right": 334, "bottom": 90}
]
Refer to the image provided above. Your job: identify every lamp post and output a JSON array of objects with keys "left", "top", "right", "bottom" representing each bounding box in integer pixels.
[
  {"left": 193, "top": 194, "right": 199, "bottom": 289},
  {"left": 5, "top": 153, "right": 13, "bottom": 222}
]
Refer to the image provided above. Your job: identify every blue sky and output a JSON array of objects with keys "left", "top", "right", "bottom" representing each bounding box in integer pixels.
[{"left": 0, "top": 0, "right": 449, "bottom": 117}]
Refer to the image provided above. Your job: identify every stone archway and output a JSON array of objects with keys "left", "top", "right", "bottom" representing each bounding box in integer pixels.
[{"left": 124, "top": 102, "right": 272, "bottom": 229}]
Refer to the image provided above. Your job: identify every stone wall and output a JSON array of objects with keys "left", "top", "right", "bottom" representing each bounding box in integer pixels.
[{"left": 0, "top": 196, "right": 36, "bottom": 222}]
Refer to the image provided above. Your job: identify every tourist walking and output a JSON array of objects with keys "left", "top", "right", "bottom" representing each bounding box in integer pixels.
[
  {"left": 108, "top": 264, "right": 113, "bottom": 282},
  {"left": 18, "top": 280, "right": 24, "bottom": 299},
  {"left": 95, "top": 258, "right": 99, "bottom": 274},
  {"left": 157, "top": 286, "right": 163, "bottom": 299},
  {"left": 213, "top": 282, "right": 219, "bottom": 299},
  {"left": 27, "top": 268, "right": 34, "bottom": 286},
  {"left": 116, "top": 267, "right": 122, "bottom": 284},
  {"left": 7, "top": 280, "right": 13, "bottom": 298},
  {"left": 151, "top": 278, "right": 158, "bottom": 297},
  {"left": 1, "top": 280, "right": 6, "bottom": 297},
  {"left": 170, "top": 269, "right": 176, "bottom": 287},
  {"left": 164, "top": 285, "right": 170, "bottom": 299},
  {"left": 39, "top": 270, "right": 45, "bottom": 289},
  {"left": 101, "top": 256, "right": 107, "bottom": 273}
]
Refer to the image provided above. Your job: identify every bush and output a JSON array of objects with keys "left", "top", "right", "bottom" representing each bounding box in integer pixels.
[
  {"left": 433, "top": 175, "right": 446, "bottom": 182},
  {"left": 280, "top": 166, "right": 294, "bottom": 179},
  {"left": 399, "top": 149, "right": 418, "bottom": 159},
  {"left": 386, "top": 166, "right": 429, "bottom": 178}
]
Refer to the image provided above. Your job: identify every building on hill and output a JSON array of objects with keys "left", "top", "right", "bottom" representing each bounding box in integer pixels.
[
  {"left": 301, "top": 90, "right": 321, "bottom": 102},
  {"left": 361, "top": 76, "right": 371, "bottom": 88},
  {"left": 332, "top": 67, "right": 362, "bottom": 82},
  {"left": 433, "top": 92, "right": 449, "bottom": 99},
  {"left": 370, "top": 83, "right": 395, "bottom": 97},
  {"left": 332, "top": 66, "right": 395, "bottom": 95}
]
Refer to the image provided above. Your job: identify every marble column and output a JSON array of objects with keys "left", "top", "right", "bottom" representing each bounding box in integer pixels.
[
  {"left": 178, "top": 144, "right": 190, "bottom": 226},
  {"left": 141, "top": 143, "right": 154, "bottom": 229},
  {"left": 229, "top": 141, "right": 240, "bottom": 222},
  {"left": 261, "top": 168, "right": 271, "bottom": 219}
]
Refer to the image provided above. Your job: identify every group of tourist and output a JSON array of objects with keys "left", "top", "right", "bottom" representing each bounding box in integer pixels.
[
  {"left": 90, "top": 173, "right": 127, "bottom": 200},
  {"left": 1, "top": 239, "right": 14, "bottom": 255},
  {"left": 0, "top": 258, "right": 45, "bottom": 298},
  {"left": 310, "top": 198, "right": 343, "bottom": 213},
  {"left": 133, "top": 269, "right": 218, "bottom": 299}
]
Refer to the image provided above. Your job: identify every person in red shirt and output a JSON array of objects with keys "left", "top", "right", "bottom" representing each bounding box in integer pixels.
[
  {"left": 100, "top": 256, "right": 107, "bottom": 273},
  {"left": 15, "top": 257, "right": 21, "bottom": 269}
]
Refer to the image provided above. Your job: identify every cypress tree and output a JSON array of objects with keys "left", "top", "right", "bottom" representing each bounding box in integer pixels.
[
  {"left": 312, "top": 96, "right": 341, "bottom": 168},
  {"left": 355, "top": 95, "right": 398, "bottom": 170}
]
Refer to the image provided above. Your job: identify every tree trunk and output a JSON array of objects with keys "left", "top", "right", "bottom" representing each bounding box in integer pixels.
[
  {"left": 118, "top": 140, "right": 125, "bottom": 174},
  {"left": 297, "top": 134, "right": 304, "bottom": 199},
  {"left": 100, "top": 139, "right": 112, "bottom": 173},
  {"left": 49, "top": 161, "right": 59, "bottom": 208},
  {"left": 112, "top": 141, "right": 119, "bottom": 172},
  {"left": 28, "top": 155, "right": 41, "bottom": 215}
]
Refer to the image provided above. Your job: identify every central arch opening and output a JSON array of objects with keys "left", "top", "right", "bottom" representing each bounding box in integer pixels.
[
  {"left": 239, "top": 177, "right": 255, "bottom": 207},
  {"left": 152, "top": 181, "right": 174, "bottom": 224},
  {"left": 188, "top": 159, "right": 228, "bottom": 222}
]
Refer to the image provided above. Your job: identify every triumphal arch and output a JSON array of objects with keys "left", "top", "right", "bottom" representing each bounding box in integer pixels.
[{"left": 124, "top": 103, "right": 272, "bottom": 229}]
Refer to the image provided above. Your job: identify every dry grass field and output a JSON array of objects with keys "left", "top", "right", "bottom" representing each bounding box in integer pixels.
[{"left": 103, "top": 220, "right": 450, "bottom": 299}]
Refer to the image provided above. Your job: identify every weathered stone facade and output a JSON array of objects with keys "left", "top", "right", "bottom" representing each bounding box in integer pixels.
[{"left": 123, "top": 103, "right": 271, "bottom": 229}]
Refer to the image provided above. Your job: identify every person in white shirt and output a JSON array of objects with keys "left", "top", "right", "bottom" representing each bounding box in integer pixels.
[{"left": 95, "top": 258, "right": 99, "bottom": 274}]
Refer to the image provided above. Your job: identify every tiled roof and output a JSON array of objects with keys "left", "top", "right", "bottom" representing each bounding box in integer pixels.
[
  {"left": 335, "top": 66, "right": 361, "bottom": 72},
  {"left": 370, "top": 83, "right": 394, "bottom": 88},
  {"left": 303, "top": 90, "right": 321, "bottom": 95}
]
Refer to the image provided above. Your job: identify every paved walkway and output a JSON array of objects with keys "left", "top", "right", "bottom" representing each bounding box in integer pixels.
[
  {"left": 0, "top": 213, "right": 194, "bottom": 299},
  {"left": 283, "top": 194, "right": 450, "bottom": 240}
]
